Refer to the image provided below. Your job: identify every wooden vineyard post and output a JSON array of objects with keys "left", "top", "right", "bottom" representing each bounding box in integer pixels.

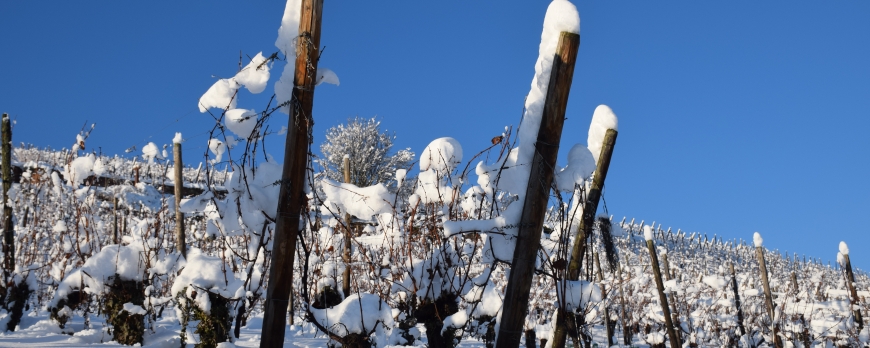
[
  {"left": 594, "top": 252, "right": 614, "bottom": 346},
  {"left": 660, "top": 249, "right": 683, "bottom": 344},
  {"left": 754, "top": 232, "right": 782, "bottom": 348},
  {"left": 565, "top": 127, "right": 617, "bottom": 281},
  {"left": 1, "top": 114, "right": 13, "bottom": 275},
  {"left": 839, "top": 242, "right": 863, "bottom": 331},
  {"left": 617, "top": 265, "right": 632, "bottom": 345},
  {"left": 260, "top": 0, "right": 324, "bottom": 346},
  {"left": 113, "top": 196, "right": 119, "bottom": 244},
  {"left": 645, "top": 228, "right": 680, "bottom": 348},
  {"left": 790, "top": 271, "right": 799, "bottom": 295},
  {"left": 729, "top": 263, "right": 747, "bottom": 339},
  {"left": 173, "top": 140, "right": 186, "bottom": 257},
  {"left": 341, "top": 155, "right": 352, "bottom": 297},
  {"left": 552, "top": 128, "right": 618, "bottom": 348},
  {"left": 494, "top": 31, "right": 579, "bottom": 348}
]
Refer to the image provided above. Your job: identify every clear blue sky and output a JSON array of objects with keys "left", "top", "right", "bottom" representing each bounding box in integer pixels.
[{"left": 2, "top": 1, "right": 869, "bottom": 268}]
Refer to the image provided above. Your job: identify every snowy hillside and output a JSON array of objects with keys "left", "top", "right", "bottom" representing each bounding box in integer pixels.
[{"left": 0, "top": 0, "right": 866, "bottom": 347}]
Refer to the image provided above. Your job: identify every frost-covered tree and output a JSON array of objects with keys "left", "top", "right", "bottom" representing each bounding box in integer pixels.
[{"left": 318, "top": 117, "right": 414, "bottom": 188}]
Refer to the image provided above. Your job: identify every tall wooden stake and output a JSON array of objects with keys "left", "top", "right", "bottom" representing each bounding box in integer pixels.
[
  {"left": 113, "top": 196, "right": 119, "bottom": 244},
  {"left": 729, "top": 263, "right": 747, "bottom": 339},
  {"left": 173, "top": 142, "right": 186, "bottom": 257},
  {"left": 841, "top": 245, "right": 863, "bottom": 331},
  {"left": 341, "top": 156, "right": 351, "bottom": 297},
  {"left": 495, "top": 32, "right": 579, "bottom": 348},
  {"left": 660, "top": 250, "right": 682, "bottom": 345},
  {"left": 647, "top": 236, "right": 680, "bottom": 348},
  {"left": 1, "top": 114, "right": 13, "bottom": 275},
  {"left": 755, "top": 241, "right": 782, "bottom": 348},
  {"left": 594, "top": 252, "right": 614, "bottom": 347},
  {"left": 617, "top": 266, "right": 631, "bottom": 345},
  {"left": 551, "top": 128, "right": 618, "bottom": 348},
  {"left": 260, "top": 0, "right": 323, "bottom": 346}
]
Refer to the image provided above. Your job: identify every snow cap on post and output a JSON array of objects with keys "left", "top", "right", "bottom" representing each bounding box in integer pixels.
[
  {"left": 837, "top": 252, "right": 845, "bottom": 266},
  {"left": 588, "top": 105, "right": 619, "bottom": 164},
  {"left": 753, "top": 232, "right": 763, "bottom": 248},
  {"left": 173, "top": 132, "right": 183, "bottom": 144},
  {"left": 839, "top": 241, "right": 849, "bottom": 256},
  {"left": 543, "top": 0, "right": 580, "bottom": 36},
  {"left": 644, "top": 225, "right": 654, "bottom": 241}
]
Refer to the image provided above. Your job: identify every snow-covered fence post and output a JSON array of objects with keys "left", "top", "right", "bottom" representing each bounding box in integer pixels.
[
  {"left": 729, "top": 262, "right": 747, "bottom": 340},
  {"left": 260, "top": 0, "right": 324, "bottom": 346},
  {"left": 1, "top": 113, "right": 13, "bottom": 274},
  {"left": 565, "top": 127, "right": 617, "bottom": 280},
  {"left": 645, "top": 227, "right": 680, "bottom": 348},
  {"left": 754, "top": 232, "right": 782, "bottom": 348},
  {"left": 341, "top": 155, "right": 351, "bottom": 297},
  {"left": 495, "top": 31, "right": 579, "bottom": 348},
  {"left": 173, "top": 135, "right": 186, "bottom": 258},
  {"left": 594, "top": 252, "right": 614, "bottom": 346},
  {"left": 552, "top": 126, "right": 618, "bottom": 348},
  {"left": 839, "top": 242, "right": 863, "bottom": 331}
]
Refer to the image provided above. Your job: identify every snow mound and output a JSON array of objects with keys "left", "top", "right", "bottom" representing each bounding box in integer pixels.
[
  {"left": 321, "top": 178, "right": 394, "bottom": 219},
  {"left": 310, "top": 293, "right": 393, "bottom": 337}
]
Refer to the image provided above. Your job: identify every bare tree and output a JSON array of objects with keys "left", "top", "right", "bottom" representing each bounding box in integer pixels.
[{"left": 318, "top": 117, "right": 414, "bottom": 188}]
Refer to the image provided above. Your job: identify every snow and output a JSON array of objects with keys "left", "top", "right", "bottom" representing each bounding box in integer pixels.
[
  {"left": 416, "top": 138, "right": 463, "bottom": 204},
  {"left": 644, "top": 225, "right": 654, "bottom": 241},
  {"left": 208, "top": 138, "right": 226, "bottom": 163},
  {"left": 316, "top": 67, "right": 340, "bottom": 86},
  {"left": 173, "top": 132, "right": 183, "bottom": 144},
  {"left": 141, "top": 142, "right": 162, "bottom": 164},
  {"left": 64, "top": 154, "right": 95, "bottom": 186},
  {"left": 420, "top": 137, "right": 462, "bottom": 172},
  {"left": 92, "top": 157, "right": 106, "bottom": 176},
  {"left": 839, "top": 241, "right": 849, "bottom": 256},
  {"left": 225, "top": 109, "right": 259, "bottom": 139},
  {"left": 309, "top": 294, "right": 393, "bottom": 337},
  {"left": 646, "top": 331, "right": 665, "bottom": 345},
  {"left": 50, "top": 244, "right": 148, "bottom": 308},
  {"left": 470, "top": 285, "right": 503, "bottom": 318},
  {"left": 198, "top": 78, "right": 239, "bottom": 113},
  {"left": 395, "top": 168, "right": 407, "bottom": 187},
  {"left": 557, "top": 280, "right": 601, "bottom": 311},
  {"left": 275, "top": 0, "right": 302, "bottom": 58},
  {"left": 274, "top": 0, "right": 302, "bottom": 115},
  {"left": 702, "top": 275, "right": 727, "bottom": 290},
  {"left": 442, "top": 310, "right": 468, "bottom": 334},
  {"left": 121, "top": 303, "right": 147, "bottom": 316},
  {"left": 171, "top": 248, "right": 245, "bottom": 315},
  {"left": 321, "top": 178, "right": 394, "bottom": 219},
  {"left": 753, "top": 232, "right": 763, "bottom": 247},
  {"left": 553, "top": 143, "right": 595, "bottom": 192},
  {"left": 587, "top": 105, "right": 618, "bottom": 164},
  {"left": 234, "top": 52, "right": 271, "bottom": 94}
]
